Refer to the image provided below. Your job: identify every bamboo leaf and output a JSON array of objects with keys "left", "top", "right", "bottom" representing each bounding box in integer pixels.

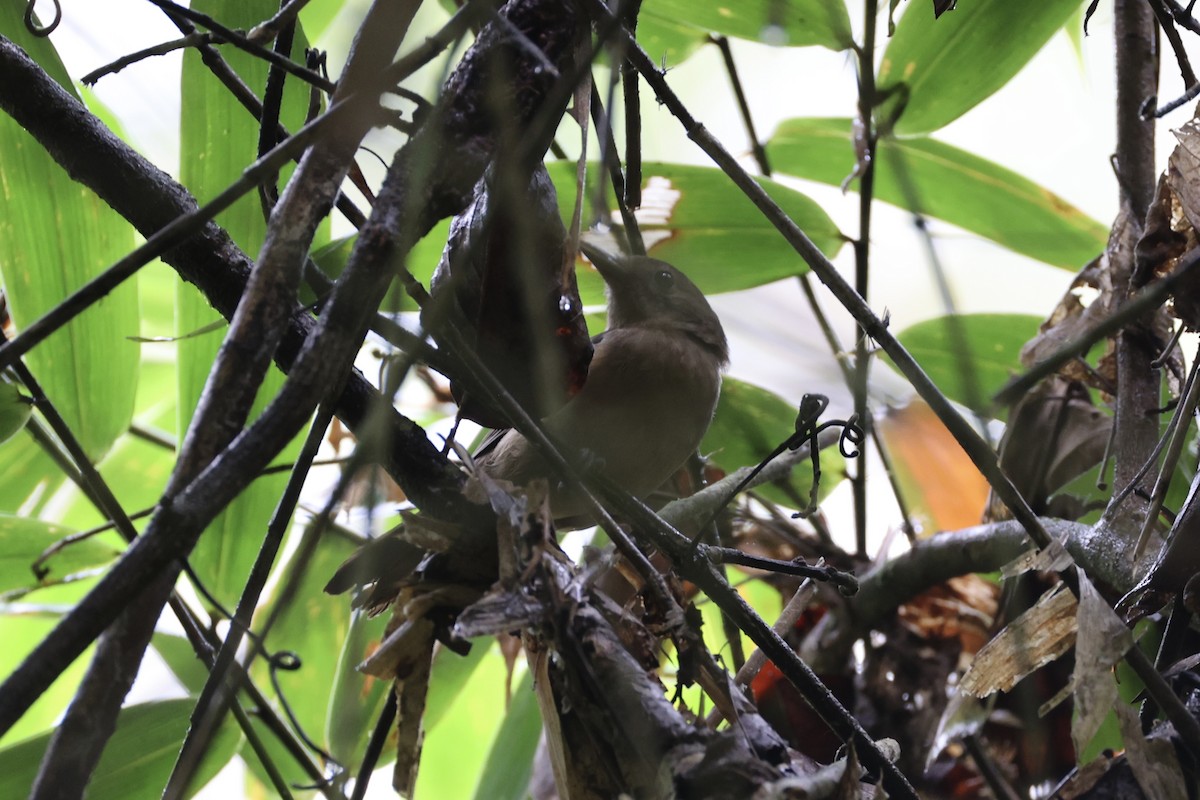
[
  {"left": 179, "top": 0, "right": 318, "bottom": 607},
  {"left": 767, "top": 118, "right": 1106, "bottom": 269},
  {"left": 0, "top": 7, "right": 140, "bottom": 462},
  {"left": 877, "top": 0, "right": 1083, "bottom": 135}
]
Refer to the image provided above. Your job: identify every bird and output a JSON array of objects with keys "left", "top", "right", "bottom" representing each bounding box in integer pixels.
[
  {"left": 324, "top": 251, "right": 726, "bottom": 601},
  {"left": 474, "top": 250, "right": 728, "bottom": 520}
]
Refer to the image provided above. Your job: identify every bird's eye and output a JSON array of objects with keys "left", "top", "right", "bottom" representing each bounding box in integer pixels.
[{"left": 654, "top": 269, "right": 675, "bottom": 290}]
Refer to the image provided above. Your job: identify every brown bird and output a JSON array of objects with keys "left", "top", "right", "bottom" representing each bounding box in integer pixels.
[
  {"left": 325, "top": 252, "right": 726, "bottom": 600},
  {"left": 475, "top": 251, "right": 728, "bottom": 519}
]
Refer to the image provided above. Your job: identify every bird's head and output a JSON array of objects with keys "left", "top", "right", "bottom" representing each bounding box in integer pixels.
[{"left": 585, "top": 249, "right": 729, "bottom": 366}]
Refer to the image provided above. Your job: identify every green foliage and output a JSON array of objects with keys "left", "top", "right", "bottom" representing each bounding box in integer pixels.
[
  {"left": 877, "top": 0, "right": 1083, "bottom": 134},
  {"left": 891, "top": 313, "right": 1043, "bottom": 414},
  {"left": 0, "top": 6, "right": 140, "bottom": 463},
  {"left": 178, "top": 0, "right": 317, "bottom": 608},
  {"left": 767, "top": 117, "right": 1106, "bottom": 269},
  {"left": 0, "top": 515, "right": 118, "bottom": 596},
  {"left": 0, "top": 700, "right": 240, "bottom": 799}
]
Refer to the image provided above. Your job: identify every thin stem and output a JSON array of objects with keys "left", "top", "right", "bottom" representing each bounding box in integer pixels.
[
  {"left": 710, "top": 36, "right": 769, "bottom": 175},
  {"left": 146, "top": 0, "right": 336, "bottom": 93},
  {"left": 164, "top": 405, "right": 336, "bottom": 799},
  {"left": 351, "top": 689, "right": 398, "bottom": 800},
  {"left": 851, "top": 0, "right": 880, "bottom": 560}
]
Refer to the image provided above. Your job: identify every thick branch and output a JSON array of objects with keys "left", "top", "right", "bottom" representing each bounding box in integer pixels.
[{"left": 1109, "top": 0, "right": 1162, "bottom": 538}]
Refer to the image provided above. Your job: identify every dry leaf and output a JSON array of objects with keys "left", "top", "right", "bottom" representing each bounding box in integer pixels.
[
  {"left": 987, "top": 377, "right": 1109, "bottom": 522},
  {"left": 1071, "top": 574, "right": 1132, "bottom": 756},
  {"left": 1113, "top": 701, "right": 1189, "bottom": 800},
  {"left": 960, "top": 584, "right": 1077, "bottom": 698}
]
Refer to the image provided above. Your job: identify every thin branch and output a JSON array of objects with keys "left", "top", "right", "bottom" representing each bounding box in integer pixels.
[
  {"left": 146, "top": 0, "right": 336, "bottom": 94},
  {"left": 81, "top": 33, "right": 215, "bottom": 85},
  {"left": 850, "top": 0, "right": 881, "bottom": 560},
  {"left": 351, "top": 689, "right": 397, "bottom": 800},
  {"left": 248, "top": 0, "right": 316, "bottom": 44},
  {"left": 164, "top": 405, "right": 337, "bottom": 799},
  {"left": 709, "top": 36, "right": 769, "bottom": 175},
  {"left": 1148, "top": 0, "right": 1197, "bottom": 87}
]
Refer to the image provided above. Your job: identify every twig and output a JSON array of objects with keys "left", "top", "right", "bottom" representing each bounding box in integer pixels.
[
  {"left": 164, "top": 404, "right": 337, "bottom": 799},
  {"left": 587, "top": 83, "right": 645, "bottom": 253},
  {"left": 248, "top": 0, "right": 316, "bottom": 44},
  {"left": 619, "top": 0, "right": 643, "bottom": 210},
  {"left": 146, "top": 0, "right": 336, "bottom": 93},
  {"left": 1148, "top": 0, "right": 1197, "bottom": 86},
  {"left": 1133, "top": 354, "right": 1200, "bottom": 558},
  {"left": 849, "top": 0, "right": 883, "bottom": 560},
  {"left": 351, "top": 688, "right": 397, "bottom": 800},
  {"left": 709, "top": 36, "right": 769, "bottom": 175},
  {"left": 82, "top": 33, "right": 215, "bottom": 85}
]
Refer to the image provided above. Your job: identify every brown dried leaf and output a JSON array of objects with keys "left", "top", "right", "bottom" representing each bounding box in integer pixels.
[
  {"left": 1113, "top": 702, "right": 1189, "bottom": 800},
  {"left": 392, "top": 619, "right": 435, "bottom": 798},
  {"left": 1071, "top": 573, "right": 1132, "bottom": 755},
  {"left": 960, "top": 584, "right": 1077, "bottom": 698},
  {"left": 1020, "top": 214, "right": 1131, "bottom": 393},
  {"left": 897, "top": 574, "right": 999, "bottom": 656},
  {"left": 987, "top": 377, "right": 1110, "bottom": 522},
  {"left": 1055, "top": 753, "right": 1116, "bottom": 800},
  {"left": 1168, "top": 120, "right": 1200, "bottom": 234}
]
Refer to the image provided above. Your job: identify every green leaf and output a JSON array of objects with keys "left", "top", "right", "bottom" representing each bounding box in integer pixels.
[
  {"left": 640, "top": 0, "right": 853, "bottom": 54},
  {"left": 414, "top": 640, "right": 509, "bottom": 798},
  {"left": 471, "top": 670, "right": 541, "bottom": 800},
  {"left": 424, "top": 636, "right": 493, "bottom": 732},
  {"left": 252, "top": 529, "right": 361, "bottom": 749},
  {"left": 877, "top": 0, "right": 1083, "bottom": 134},
  {"left": 702, "top": 378, "right": 846, "bottom": 508},
  {"left": 547, "top": 162, "right": 844, "bottom": 301},
  {"left": 325, "top": 609, "right": 392, "bottom": 767},
  {"left": 0, "top": 700, "right": 240, "bottom": 799},
  {"left": 153, "top": 633, "right": 210, "bottom": 695},
  {"left": 0, "top": 431, "right": 64, "bottom": 515},
  {"left": 0, "top": 382, "right": 32, "bottom": 445},
  {"left": 892, "top": 313, "right": 1043, "bottom": 412},
  {"left": 632, "top": 15, "right": 709, "bottom": 66},
  {"left": 179, "top": 0, "right": 318, "bottom": 607},
  {"left": 0, "top": 8, "right": 140, "bottom": 463},
  {"left": 766, "top": 117, "right": 1106, "bottom": 269},
  {"left": 0, "top": 611, "right": 94, "bottom": 745},
  {"left": 0, "top": 514, "right": 119, "bottom": 596}
]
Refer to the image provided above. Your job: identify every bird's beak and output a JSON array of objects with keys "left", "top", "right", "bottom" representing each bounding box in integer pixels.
[{"left": 578, "top": 242, "right": 632, "bottom": 288}]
